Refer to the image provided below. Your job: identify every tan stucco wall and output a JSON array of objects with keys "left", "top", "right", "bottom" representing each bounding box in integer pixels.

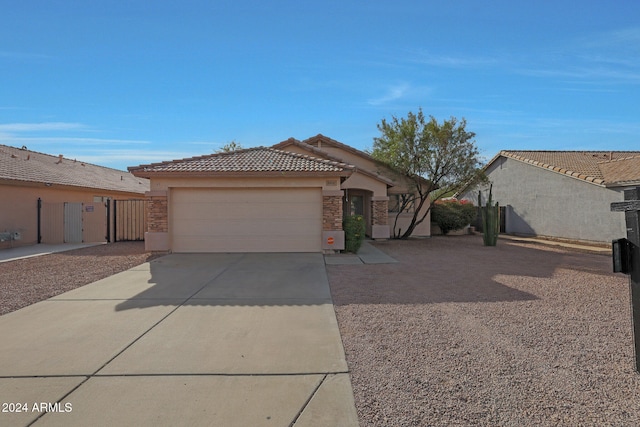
[
  {"left": 150, "top": 176, "right": 341, "bottom": 191},
  {"left": 0, "top": 181, "right": 144, "bottom": 248},
  {"left": 317, "top": 146, "right": 380, "bottom": 172},
  {"left": 388, "top": 195, "right": 432, "bottom": 238},
  {"left": 342, "top": 172, "right": 387, "bottom": 197}
]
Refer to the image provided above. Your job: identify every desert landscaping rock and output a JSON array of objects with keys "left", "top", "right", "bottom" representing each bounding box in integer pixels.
[
  {"left": 0, "top": 242, "right": 160, "bottom": 316},
  {"left": 327, "top": 235, "right": 640, "bottom": 426},
  {"left": 3, "top": 237, "right": 639, "bottom": 425}
]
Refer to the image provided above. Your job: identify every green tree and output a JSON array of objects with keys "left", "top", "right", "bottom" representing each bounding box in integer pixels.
[
  {"left": 217, "top": 141, "right": 243, "bottom": 153},
  {"left": 371, "top": 108, "right": 484, "bottom": 239}
]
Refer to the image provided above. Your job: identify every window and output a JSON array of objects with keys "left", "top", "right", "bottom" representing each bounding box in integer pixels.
[{"left": 388, "top": 193, "right": 415, "bottom": 213}]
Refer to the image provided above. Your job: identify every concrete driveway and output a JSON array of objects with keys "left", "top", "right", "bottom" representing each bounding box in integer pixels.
[{"left": 0, "top": 253, "right": 358, "bottom": 426}]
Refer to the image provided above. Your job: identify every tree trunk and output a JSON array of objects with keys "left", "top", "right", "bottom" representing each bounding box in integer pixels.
[{"left": 397, "top": 197, "right": 431, "bottom": 239}]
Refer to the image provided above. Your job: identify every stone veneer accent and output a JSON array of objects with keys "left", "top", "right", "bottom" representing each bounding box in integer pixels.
[
  {"left": 372, "top": 199, "right": 388, "bottom": 226},
  {"left": 323, "top": 193, "right": 343, "bottom": 231},
  {"left": 147, "top": 194, "right": 168, "bottom": 233}
]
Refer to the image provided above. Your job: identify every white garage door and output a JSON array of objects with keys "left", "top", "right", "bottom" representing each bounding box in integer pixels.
[{"left": 171, "top": 187, "right": 322, "bottom": 253}]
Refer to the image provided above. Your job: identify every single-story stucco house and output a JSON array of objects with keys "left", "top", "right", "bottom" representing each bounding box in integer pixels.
[
  {"left": 458, "top": 150, "right": 640, "bottom": 245},
  {"left": 128, "top": 134, "right": 430, "bottom": 253},
  {"left": 0, "top": 144, "right": 150, "bottom": 248}
]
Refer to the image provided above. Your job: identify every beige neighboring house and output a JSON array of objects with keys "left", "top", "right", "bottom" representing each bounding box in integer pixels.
[
  {"left": 129, "top": 134, "right": 430, "bottom": 254},
  {"left": 0, "top": 144, "right": 150, "bottom": 249},
  {"left": 458, "top": 150, "right": 640, "bottom": 244}
]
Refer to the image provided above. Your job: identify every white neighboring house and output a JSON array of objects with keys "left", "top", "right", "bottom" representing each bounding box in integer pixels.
[{"left": 458, "top": 150, "right": 640, "bottom": 245}]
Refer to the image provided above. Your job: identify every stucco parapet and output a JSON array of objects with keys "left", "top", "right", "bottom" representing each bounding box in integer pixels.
[{"left": 322, "top": 190, "right": 344, "bottom": 197}]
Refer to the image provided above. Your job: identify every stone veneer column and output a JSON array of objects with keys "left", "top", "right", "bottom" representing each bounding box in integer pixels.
[
  {"left": 144, "top": 191, "right": 170, "bottom": 251},
  {"left": 371, "top": 196, "right": 390, "bottom": 239},
  {"left": 323, "top": 193, "right": 343, "bottom": 231},
  {"left": 147, "top": 197, "right": 168, "bottom": 232},
  {"left": 371, "top": 198, "right": 388, "bottom": 226},
  {"left": 322, "top": 190, "right": 345, "bottom": 252}
]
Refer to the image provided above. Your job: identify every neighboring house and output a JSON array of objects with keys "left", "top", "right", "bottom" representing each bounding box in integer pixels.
[
  {"left": 129, "top": 134, "right": 430, "bottom": 253},
  {"left": 0, "top": 144, "right": 150, "bottom": 249},
  {"left": 458, "top": 150, "right": 640, "bottom": 244}
]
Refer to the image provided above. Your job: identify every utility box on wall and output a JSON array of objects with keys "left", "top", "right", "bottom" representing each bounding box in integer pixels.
[{"left": 322, "top": 230, "right": 345, "bottom": 252}]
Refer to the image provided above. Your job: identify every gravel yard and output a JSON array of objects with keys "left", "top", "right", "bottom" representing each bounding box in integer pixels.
[
  {"left": 327, "top": 235, "right": 640, "bottom": 426},
  {"left": 0, "top": 242, "right": 160, "bottom": 316},
  {"left": 3, "top": 237, "right": 639, "bottom": 425}
]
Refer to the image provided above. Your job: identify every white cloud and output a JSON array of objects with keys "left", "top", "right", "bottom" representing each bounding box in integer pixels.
[
  {"left": 64, "top": 148, "right": 210, "bottom": 170},
  {"left": 0, "top": 136, "right": 150, "bottom": 146},
  {"left": 406, "top": 49, "right": 500, "bottom": 68},
  {"left": 0, "top": 122, "right": 86, "bottom": 132},
  {"left": 367, "top": 84, "right": 410, "bottom": 106}
]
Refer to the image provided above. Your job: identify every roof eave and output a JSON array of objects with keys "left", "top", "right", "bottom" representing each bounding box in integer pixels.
[
  {"left": 605, "top": 180, "right": 640, "bottom": 188},
  {"left": 0, "top": 176, "right": 148, "bottom": 195},
  {"left": 129, "top": 170, "right": 352, "bottom": 179}
]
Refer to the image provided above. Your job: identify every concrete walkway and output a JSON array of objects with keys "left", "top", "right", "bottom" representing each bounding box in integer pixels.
[
  {"left": 0, "top": 253, "right": 358, "bottom": 426},
  {"left": 499, "top": 234, "right": 612, "bottom": 254},
  {"left": 324, "top": 240, "right": 397, "bottom": 265},
  {"left": 0, "top": 243, "right": 104, "bottom": 263}
]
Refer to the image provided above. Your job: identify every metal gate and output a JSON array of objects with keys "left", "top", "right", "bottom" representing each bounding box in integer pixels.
[
  {"left": 40, "top": 202, "right": 64, "bottom": 243},
  {"left": 37, "top": 199, "right": 107, "bottom": 244},
  {"left": 113, "top": 199, "right": 146, "bottom": 241},
  {"left": 64, "top": 202, "right": 83, "bottom": 243}
]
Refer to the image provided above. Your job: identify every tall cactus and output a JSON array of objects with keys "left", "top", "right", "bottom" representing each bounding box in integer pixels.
[{"left": 479, "top": 184, "right": 499, "bottom": 246}]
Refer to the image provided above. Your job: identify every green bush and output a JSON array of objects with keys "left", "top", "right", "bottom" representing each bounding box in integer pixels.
[
  {"left": 431, "top": 200, "right": 476, "bottom": 235},
  {"left": 343, "top": 214, "right": 365, "bottom": 253}
]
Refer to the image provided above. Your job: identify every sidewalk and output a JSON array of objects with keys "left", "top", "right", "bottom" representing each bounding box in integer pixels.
[
  {"left": 324, "top": 240, "right": 398, "bottom": 265},
  {"left": 0, "top": 243, "right": 104, "bottom": 263}
]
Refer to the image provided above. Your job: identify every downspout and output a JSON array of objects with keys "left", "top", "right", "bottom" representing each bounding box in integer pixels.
[{"left": 37, "top": 197, "right": 42, "bottom": 244}]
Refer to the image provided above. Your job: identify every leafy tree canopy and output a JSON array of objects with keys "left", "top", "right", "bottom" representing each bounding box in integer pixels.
[
  {"left": 217, "top": 141, "right": 243, "bottom": 153},
  {"left": 371, "top": 108, "right": 485, "bottom": 238}
]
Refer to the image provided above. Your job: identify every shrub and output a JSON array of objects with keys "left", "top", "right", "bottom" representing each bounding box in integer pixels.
[
  {"left": 343, "top": 214, "right": 365, "bottom": 253},
  {"left": 431, "top": 199, "right": 476, "bottom": 235}
]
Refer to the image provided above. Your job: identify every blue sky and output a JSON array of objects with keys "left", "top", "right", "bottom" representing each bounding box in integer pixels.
[{"left": 1, "top": 0, "right": 638, "bottom": 171}]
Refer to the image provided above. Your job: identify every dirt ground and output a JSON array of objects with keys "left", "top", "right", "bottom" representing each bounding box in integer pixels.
[{"left": 327, "top": 235, "right": 640, "bottom": 426}]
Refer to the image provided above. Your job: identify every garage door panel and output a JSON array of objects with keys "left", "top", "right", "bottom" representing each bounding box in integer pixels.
[
  {"left": 174, "top": 219, "right": 316, "bottom": 235},
  {"left": 171, "top": 188, "right": 322, "bottom": 253},
  {"left": 174, "top": 207, "right": 318, "bottom": 222},
  {"left": 174, "top": 236, "right": 317, "bottom": 253},
  {"left": 173, "top": 189, "right": 318, "bottom": 204}
]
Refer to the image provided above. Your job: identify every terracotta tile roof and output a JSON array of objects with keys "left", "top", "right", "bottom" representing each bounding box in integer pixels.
[
  {"left": 272, "top": 137, "right": 396, "bottom": 186},
  {"left": 501, "top": 150, "right": 640, "bottom": 186},
  {"left": 128, "top": 146, "right": 353, "bottom": 176},
  {"left": 598, "top": 155, "right": 640, "bottom": 186},
  {"left": 0, "top": 144, "right": 149, "bottom": 194},
  {"left": 301, "top": 134, "right": 377, "bottom": 162}
]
